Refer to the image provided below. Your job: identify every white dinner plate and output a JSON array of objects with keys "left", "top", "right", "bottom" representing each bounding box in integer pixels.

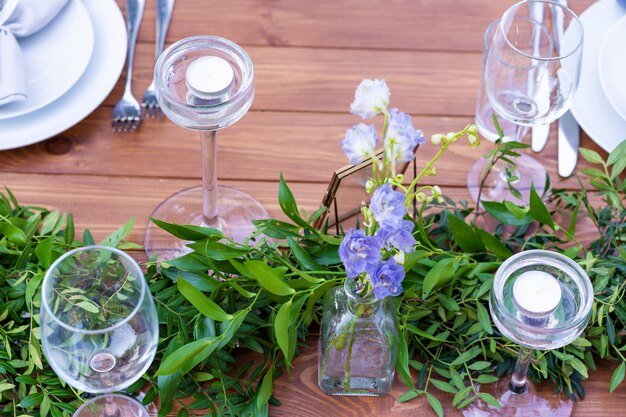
[
  {"left": 599, "top": 15, "right": 626, "bottom": 122},
  {"left": 0, "top": 0, "right": 94, "bottom": 120},
  {"left": 0, "top": 0, "right": 127, "bottom": 150},
  {"left": 564, "top": 0, "right": 626, "bottom": 153}
]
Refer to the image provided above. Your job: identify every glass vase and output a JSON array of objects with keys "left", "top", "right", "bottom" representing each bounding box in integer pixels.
[{"left": 318, "top": 279, "right": 398, "bottom": 396}]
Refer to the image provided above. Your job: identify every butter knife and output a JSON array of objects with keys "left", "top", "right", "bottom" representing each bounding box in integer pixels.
[{"left": 558, "top": 111, "right": 579, "bottom": 177}]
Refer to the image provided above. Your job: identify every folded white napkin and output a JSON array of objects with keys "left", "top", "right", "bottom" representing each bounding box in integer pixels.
[{"left": 0, "top": 0, "right": 69, "bottom": 106}]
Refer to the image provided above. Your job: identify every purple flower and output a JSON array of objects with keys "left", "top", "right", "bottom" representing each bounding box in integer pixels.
[
  {"left": 350, "top": 79, "right": 390, "bottom": 119},
  {"left": 368, "top": 258, "right": 405, "bottom": 299},
  {"left": 339, "top": 229, "right": 382, "bottom": 278},
  {"left": 340, "top": 124, "right": 378, "bottom": 165},
  {"left": 384, "top": 108, "right": 426, "bottom": 162},
  {"left": 376, "top": 220, "right": 416, "bottom": 253},
  {"left": 370, "top": 183, "right": 407, "bottom": 228}
]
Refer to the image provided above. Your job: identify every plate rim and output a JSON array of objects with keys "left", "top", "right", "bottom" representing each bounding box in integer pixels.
[
  {"left": 0, "top": 0, "right": 127, "bottom": 150},
  {"left": 598, "top": 14, "right": 626, "bottom": 122},
  {"left": 0, "top": 0, "right": 95, "bottom": 120}
]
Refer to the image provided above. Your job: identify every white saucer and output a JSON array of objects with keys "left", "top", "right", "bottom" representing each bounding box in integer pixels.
[
  {"left": 564, "top": 0, "right": 626, "bottom": 153},
  {"left": 0, "top": 0, "right": 127, "bottom": 150},
  {"left": 599, "top": 15, "right": 626, "bottom": 122},
  {"left": 0, "top": 0, "right": 94, "bottom": 120}
]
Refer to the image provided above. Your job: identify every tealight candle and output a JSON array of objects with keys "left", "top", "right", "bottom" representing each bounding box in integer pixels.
[
  {"left": 512, "top": 270, "right": 562, "bottom": 317},
  {"left": 185, "top": 56, "right": 234, "bottom": 98}
]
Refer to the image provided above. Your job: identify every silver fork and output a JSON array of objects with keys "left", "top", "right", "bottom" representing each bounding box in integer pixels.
[
  {"left": 112, "top": 0, "right": 145, "bottom": 132},
  {"left": 142, "top": 0, "right": 175, "bottom": 118}
]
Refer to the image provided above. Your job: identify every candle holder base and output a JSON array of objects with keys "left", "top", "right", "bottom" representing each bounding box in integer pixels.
[
  {"left": 144, "top": 185, "right": 269, "bottom": 261},
  {"left": 462, "top": 379, "right": 574, "bottom": 417}
]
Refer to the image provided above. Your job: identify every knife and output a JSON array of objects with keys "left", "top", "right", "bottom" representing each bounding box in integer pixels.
[{"left": 558, "top": 111, "right": 579, "bottom": 177}]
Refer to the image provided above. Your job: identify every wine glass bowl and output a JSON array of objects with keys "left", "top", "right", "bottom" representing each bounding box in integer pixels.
[
  {"left": 40, "top": 246, "right": 158, "bottom": 394},
  {"left": 73, "top": 394, "right": 150, "bottom": 417},
  {"left": 485, "top": 1, "right": 584, "bottom": 127},
  {"left": 490, "top": 250, "right": 593, "bottom": 350}
]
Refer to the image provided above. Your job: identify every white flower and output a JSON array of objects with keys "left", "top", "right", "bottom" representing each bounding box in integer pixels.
[
  {"left": 340, "top": 124, "right": 378, "bottom": 165},
  {"left": 350, "top": 79, "right": 390, "bottom": 119},
  {"left": 431, "top": 134, "right": 445, "bottom": 145}
]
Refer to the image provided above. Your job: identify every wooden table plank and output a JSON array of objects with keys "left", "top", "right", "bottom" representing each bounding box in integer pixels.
[
  {"left": 0, "top": 108, "right": 606, "bottom": 188},
  {"left": 126, "top": 0, "right": 592, "bottom": 53}
]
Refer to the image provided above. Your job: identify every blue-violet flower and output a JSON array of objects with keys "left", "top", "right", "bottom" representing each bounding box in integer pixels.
[
  {"left": 384, "top": 108, "right": 425, "bottom": 162},
  {"left": 340, "top": 123, "right": 378, "bottom": 165},
  {"left": 339, "top": 228, "right": 382, "bottom": 278},
  {"left": 376, "top": 219, "right": 416, "bottom": 253},
  {"left": 368, "top": 258, "right": 405, "bottom": 299},
  {"left": 370, "top": 183, "right": 407, "bottom": 228}
]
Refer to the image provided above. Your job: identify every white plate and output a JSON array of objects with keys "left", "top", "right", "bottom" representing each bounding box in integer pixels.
[
  {"left": 0, "top": 0, "right": 127, "bottom": 150},
  {"left": 564, "top": 0, "right": 626, "bottom": 153},
  {"left": 0, "top": 0, "right": 94, "bottom": 120},
  {"left": 599, "top": 15, "right": 626, "bottom": 122}
]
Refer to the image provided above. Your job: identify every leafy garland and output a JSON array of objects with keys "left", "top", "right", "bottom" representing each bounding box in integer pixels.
[{"left": 0, "top": 140, "right": 625, "bottom": 417}]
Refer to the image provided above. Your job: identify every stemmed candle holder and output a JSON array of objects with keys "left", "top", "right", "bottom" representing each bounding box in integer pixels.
[
  {"left": 463, "top": 250, "right": 593, "bottom": 417},
  {"left": 145, "top": 36, "right": 269, "bottom": 260}
]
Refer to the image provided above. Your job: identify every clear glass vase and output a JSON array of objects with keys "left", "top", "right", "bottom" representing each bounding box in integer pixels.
[{"left": 318, "top": 279, "right": 398, "bottom": 396}]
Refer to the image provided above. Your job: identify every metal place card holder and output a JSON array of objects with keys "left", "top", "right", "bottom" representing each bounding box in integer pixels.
[{"left": 313, "top": 145, "right": 419, "bottom": 234}]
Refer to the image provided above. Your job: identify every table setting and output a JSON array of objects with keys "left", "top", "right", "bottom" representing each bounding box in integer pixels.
[{"left": 0, "top": 0, "right": 625, "bottom": 416}]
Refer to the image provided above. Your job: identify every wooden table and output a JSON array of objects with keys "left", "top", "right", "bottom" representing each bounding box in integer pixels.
[{"left": 1, "top": 0, "right": 622, "bottom": 415}]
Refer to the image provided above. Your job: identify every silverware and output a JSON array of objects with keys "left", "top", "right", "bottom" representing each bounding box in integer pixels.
[
  {"left": 112, "top": 0, "right": 145, "bottom": 132},
  {"left": 557, "top": 110, "right": 579, "bottom": 177},
  {"left": 141, "top": 0, "right": 175, "bottom": 118}
]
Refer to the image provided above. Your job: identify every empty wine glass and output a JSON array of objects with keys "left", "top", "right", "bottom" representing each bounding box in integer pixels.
[
  {"left": 144, "top": 36, "right": 270, "bottom": 261},
  {"left": 73, "top": 394, "right": 150, "bottom": 417},
  {"left": 40, "top": 246, "right": 159, "bottom": 394},
  {"left": 463, "top": 250, "right": 593, "bottom": 417},
  {"left": 467, "top": 0, "right": 583, "bottom": 205}
]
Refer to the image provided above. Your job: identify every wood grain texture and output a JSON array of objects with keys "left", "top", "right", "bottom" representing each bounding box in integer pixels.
[{"left": 1, "top": 0, "right": 617, "bottom": 414}]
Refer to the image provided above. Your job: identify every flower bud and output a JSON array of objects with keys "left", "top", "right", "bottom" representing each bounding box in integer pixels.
[
  {"left": 393, "top": 251, "right": 406, "bottom": 265},
  {"left": 467, "top": 123, "right": 478, "bottom": 135},
  {"left": 431, "top": 133, "right": 445, "bottom": 145},
  {"left": 467, "top": 133, "right": 480, "bottom": 148},
  {"left": 415, "top": 192, "right": 427, "bottom": 203},
  {"left": 393, "top": 174, "right": 405, "bottom": 184},
  {"left": 365, "top": 179, "right": 375, "bottom": 193},
  {"left": 431, "top": 185, "right": 442, "bottom": 198},
  {"left": 424, "top": 167, "right": 437, "bottom": 177},
  {"left": 437, "top": 196, "right": 445, "bottom": 204},
  {"left": 446, "top": 132, "right": 456, "bottom": 142}
]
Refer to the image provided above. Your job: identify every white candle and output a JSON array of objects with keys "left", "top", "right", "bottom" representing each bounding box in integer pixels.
[
  {"left": 512, "top": 270, "right": 562, "bottom": 317},
  {"left": 185, "top": 56, "right": 234, "bottom": 98}
]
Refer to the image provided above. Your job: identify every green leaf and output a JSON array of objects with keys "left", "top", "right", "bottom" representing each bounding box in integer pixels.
[
  {"left": 0, "top": 382, "right": 15, "bottom": 394},
  {"left": 64, "top": 213, "right": 75, "bottom": 245},
  {"left": 35, "top": 238, "right": 53, "bottom": 269},
  {"left": 156, "top": 337, "right": 218, "bottom": 376},
  {"left": 529, "top": 183, "right": 555, "bottom": 230},
  {"left": 476, "top": 374, "right": 499, "bottom": 384},
  {"left": 83, "top": 229, "right": 95, "bottom": 245},
  {"left": 426, "top": 392, "right": 444, "bottom": 417},
  {"left": 570, "top": 357, "right": 588, "bottom": 378},
  {"left": 286, "top": 237, "right": 326, "bottom": 271},
  {"left": 579, "top": 148, "right": 605, "bottom": 165},
  {"left": 476, "top": 302, "right": 493, "bottom": 334},
  {"left": 20, "top": 392, "right": 44, "bottom": 408},
  {"left": 256, "top": 368, "right": 274, "bottom": 411},
  {"left": 76, "top": 301, "right": 99, "bottom": 314},
  {"left": 451, "top": 348, "right": 481, "bottom": 366},
  {"left": 447, "top": 213, "right": 485, "bottom": 253},
  {"left": 423, "top": 257, "right": 458, "bottom": 298},
  {"left": 278, "top": 174, "right": 309, "bottom": 229},
  {"left": 482, "top": 201, "right": 533, "bottom": 226},
  {"left": 177, "top": 277, "right": 233, "bottom": 321},
  {"left": 473, "top": 226, "right": 512, "bottom": 259},
  {"left": 40, "top": 394, "right": 51, "bottom": 417},
  {"left": 430, "top": 379, "right": 457, "bottom": 394},
  {"left": 610, "top": 362, "right": 625, "bottom": 393},
  {"left": 99, "top": 218, "right": 135, "bottom": 247},
  {"left": 150, "top": 218, "right": 224, "bottom": 241},
  {"left": 244, "top": 260, "right": 295, "bottom": 296},
  {"left": 396, "top": 331, "right": 415, "bottom": 389},
  {"left": 478, "top": 392, "right": 500, "bottom": 408},
  {"left": 397, "top": 390, "right": 419, "bottom": 403},
  {"left": 275, "top": 300, "right": 292, "bottom": 364},
  {"left": 611, "top": 157, "right": 626, "bottom": 179},
  {"left": 468, "top": 361, "right": 492, "bottom": 371},
  {"left": 0, "top": 222, "right": 26, "bottom": 244},
  {"left": 158, "top": 336, "right": 184, "bottom": 415},
  {"left": 607, "top": 140, "right": 626, "bottom": 165}
]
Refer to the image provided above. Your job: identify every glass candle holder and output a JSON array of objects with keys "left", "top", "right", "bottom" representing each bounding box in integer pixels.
[
  {"left": 144, "top": 36, "right": 269, "bottom": 260},
  {"left": 463, "top": 250, "right": 593, "bottom": 417}
]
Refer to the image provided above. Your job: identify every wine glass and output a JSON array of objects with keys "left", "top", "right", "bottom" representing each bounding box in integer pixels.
[
  {"left": 40, "top": 246, "right": 159, "bottom": 394},
  {"left": 73, "top": 394, "right": 150, "bottom": 417},
  {"left": 467, "top": 0, "right": 583, "bottom": 205},
  {"left": 144, "top": 36, "right": 270, "bottom": 261},
  {"left": 463, "top": 250, "right": 593, "bottom": 416}
]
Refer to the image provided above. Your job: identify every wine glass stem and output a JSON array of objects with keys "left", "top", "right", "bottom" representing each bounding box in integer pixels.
[
  {"left": 509, "top": 346, "right": 532, "bottom": 394},
  {"left": 200, "top": 130, "right": 219, "bottom": 229}
]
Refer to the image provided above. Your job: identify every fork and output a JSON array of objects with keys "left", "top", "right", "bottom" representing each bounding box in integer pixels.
[
  {"left": 141, "top": 0, "right": 175, "bottom": 118},
  {"left": 112, "top": 0, "right": 145, "bottom": 132}
]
